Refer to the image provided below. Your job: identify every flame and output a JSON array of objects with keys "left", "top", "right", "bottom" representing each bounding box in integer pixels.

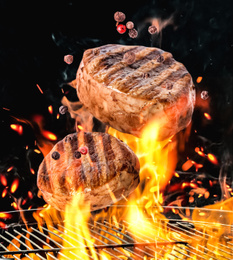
[
  {"left": 192, "top": 197, "right": 233, "bottom": 257},
  {"left": 10, "top": 178, "right": 19, "bottom": 193},
  {"left": 207, "top": 153, "right": 218, "bottom": 165},
  {"left": 195, "top": 147, "right": 205, "bottom": 157},
  {"left": 204, "top": 112, "right": 211, "bottom": 120},
  {"left": 48, "top": 105, "right": 53, "bottom": 114},
  {"left": 7, "top": 116, "right": 232, "bottom": 259},
  {"left": 2, "top": 188, "right": 7, "bottom": 198},
  {"left": 196, "top": 76, "right": 203, "bottom": 83},
  {"left": 7, "top": 166, "right": 14, "bottom": 172},
  {"left": 30, "top": 120, "right": 178, "bottom": 259},
  {"left": 10, "top": 124, "right": 23, "bottom": 135},
  {"left": 59, "top": 192, "right": 100, "bottom": 259},
  {"left": 41, "top": 130, "right": 57, "bottom": 141},
  {"left": 36, "top": 83, "right": 43, "bottom": 94},
  {"left": 31, "top": 114, "right": 57, "bottom": 156},
  {"left": 0, "top": 174, "right": 7, "bottom": 186},
  {"left": 108, "top": 121, "right": 177, "bottom": 197},
  {"left": 0, "top": 212, "right": 12, "bottom": 219}
]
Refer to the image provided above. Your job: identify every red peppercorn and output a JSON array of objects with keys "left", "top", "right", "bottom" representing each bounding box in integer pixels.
[
  {"left": 117, "top": 24, "right": 126, "bottom": 34},
  {"left": 79, "top": 146, "right": 88, "bottom": 155}
]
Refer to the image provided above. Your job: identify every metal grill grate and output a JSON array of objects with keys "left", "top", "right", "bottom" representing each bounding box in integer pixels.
[{"left": 0, "top": 209, "right": 232, "bottom": 259}]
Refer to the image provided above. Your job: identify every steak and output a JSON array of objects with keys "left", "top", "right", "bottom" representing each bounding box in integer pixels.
[
  {"left": 37, "top": 131, "right": 140, "bottom": 211},
  {"left": 76, "top": 44, "right": 195, "bottom": 140}
]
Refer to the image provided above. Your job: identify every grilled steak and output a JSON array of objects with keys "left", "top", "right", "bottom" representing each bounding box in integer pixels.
[
  {"left": 76, "top": 44, "right": 195, "bottom": 140},
  {"left": 37, "top": 131, "right": 140, "bottom": 211}
]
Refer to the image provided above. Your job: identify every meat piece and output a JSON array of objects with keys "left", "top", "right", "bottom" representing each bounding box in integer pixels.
[
  {"left": 37, "top": 132, "right": 140, "bottom": 211},
  {"left": 76, "top": 44, "right": 195, "bottom": 140}
]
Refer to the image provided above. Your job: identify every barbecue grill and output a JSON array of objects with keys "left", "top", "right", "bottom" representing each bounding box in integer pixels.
[{"left": 1, "top": 207, "right": 232, "bottom": 260}]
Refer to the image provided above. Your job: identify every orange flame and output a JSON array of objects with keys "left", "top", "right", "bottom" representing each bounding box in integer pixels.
[
  {"left": 41, "top": 130, "right": 57, "bottom": 141},
  {"left": 2, "top": 188, "right": 7, "bottom": 198},
  {"left": 28, "top": 121, "right": 178, "bottom": 259},
  {"left": 0, "top": 221, "right": 6, "bottom": 229},
  {"left": 10, "top": 124, "right": 23, "bottom": 135},
  {"left": 196, "top": 76, "right": 203, "bottom": 83},
  {"left": 0, "top": 212, "right": 12, "bottom": 219},
  {"left": 11, "top": 202, "right": 18, "bottom": 210},
  {"left": 204, "top": 112, "right": 211, "bottom": 120},
  {"left": 48, "top": 105, "right": 53, "bottom": 114},
  {"left": 10, "top": 178, "right": 19, "bottom": 193},
  {"left": 195, "top": 147, "right": 205, "bottom": 157},
  {"left": 207, "top": 153, "right": 218, "bottom": 165},
  {"left": 0, "top": 174, "right": 7, "bottom": 186},
  {"left": 36, "top": 83, "right": 43, "bottom": 94},
  {"left": 7, "top": 166, "right": 14, "bottom": 172}
]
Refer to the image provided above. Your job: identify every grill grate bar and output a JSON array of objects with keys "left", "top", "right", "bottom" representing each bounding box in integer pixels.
[
  {"left": 0, "top": 236, "right": 21, "bottom": 260},
  {"left": 113, "top": 222, "right": 169, "bottom": 259},
  {"left": 50, "top": 224, "right": 105, "bottom": 260},
  {"left": 63, "top": 222, "right": 134, "bottom": 259},
  {"left": 58, "top": 223, "right": 125, "bottom": 260},
  {"left": 13, "top": 229, "right": 47, "bottom": 260},
  {"left": 172, "top": 222, "right": 233, "bottom": 256},
  {"left": 1, "top": 230, "right": 35, "bottom": 260},
  {"left": 21, "top": 227, "right": 64, "bottom": 260},
  {"left": 178, "top": 221, "right": 233, "bottom": 252},
  {"left": 155, "top": 223, "right": 217, "bottom": 260},
  {"left": 1, "top": 208, "right": 232, "bottom": 260},
  {"left": 65, "top": 222, "right": 147, "bottom": 259},
  {"left": 42, "top": 226, "right": 87, "bottom": 260},
  {"left": 167, "top": 222, "right": 233, "bottom": 260},
  {"left": 122, "top": 220, "right": 191, "bottom": 260},
  {"left": 101, "top": 220, "right": 173, "bottom": 259},
  {"left": 88, "top": 223, "right": 170, "bottom": 259},
  {"left": 30, "top": 227, "right": 74, "bottom": 260},
  {"left": 87, "top": 221, "right": 144, "bottom": 259},
  {"left": 166, "top": 223, "right": 222, "bottom": 260},
  {"left": 123, "top": 219, "right": 231, "bottom": 260}
]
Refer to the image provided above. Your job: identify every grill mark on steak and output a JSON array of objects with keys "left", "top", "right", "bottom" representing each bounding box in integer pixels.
[
  {"left": 39, "top": 161, "right": 52, "bottom": 193},
  {"left": 76, "top": 162, "right": 87, "bottom": 190},
  {"left": 135, "top": 61, "right": 180, "bottom": 99},
  {"left": 70, "top": 133, "right": 78, "bottom": 152},
  {"left": 93, "top": 134, "right": 107, "bottom": 186},
  {"left": 83, "top": 132, "right": 102, "bottom": 187},
  {"left": 104, "top": 66, "right": 133, "bottom": 86},
  {"left": 106, "top": 49, "right": 162, "bottom": 86},
  {"left": 129, "top": 49, "right": 163, "bottom": 69},
  {"left": 115, "top": 54, "right": 175, "bottom": 95},
  {"left": 117, "top": 143, "right": 133, "bottom": 173},
  {"left": 164, "top": 67, "right": 188, "bottom": 84},
  {"left": 84, "top": 45, "right": 120, "bottom": 64},
  {"left": 97, "top": 46, "right": 142, "bottom": 71},
  {"left": 142, "top": 67, "right": 189, "bottom": 99},
  {"left": 102, "top": 134, "right": 116, "bottom": 182},
  {"left": 58, "top": 172, "right": 68, "bottom": 194}
]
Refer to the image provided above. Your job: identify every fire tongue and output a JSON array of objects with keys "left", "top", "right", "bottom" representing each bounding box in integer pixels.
[{"left": 34, "top": 120, "right": 179, "bottom": 259}]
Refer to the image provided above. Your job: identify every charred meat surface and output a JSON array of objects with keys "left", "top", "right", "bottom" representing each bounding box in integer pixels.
[
  {"left": 76, "top": 44, "right": 195, "bottom": 140},
  {"left": 37, "top": 132, "right": 140, "bottom": 211}
]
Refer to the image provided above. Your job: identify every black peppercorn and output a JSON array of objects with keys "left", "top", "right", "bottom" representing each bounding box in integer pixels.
[
  {"left": 51, "top": 151, "right": 60, "bottom": 160},
  {"left": 74, "top": 150, "right": 81, "bottom": 159}
]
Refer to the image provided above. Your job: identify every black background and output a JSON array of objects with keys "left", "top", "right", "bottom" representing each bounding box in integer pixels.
[{"left": 0, "top": 0, "right": 232, "bottom": 213}]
